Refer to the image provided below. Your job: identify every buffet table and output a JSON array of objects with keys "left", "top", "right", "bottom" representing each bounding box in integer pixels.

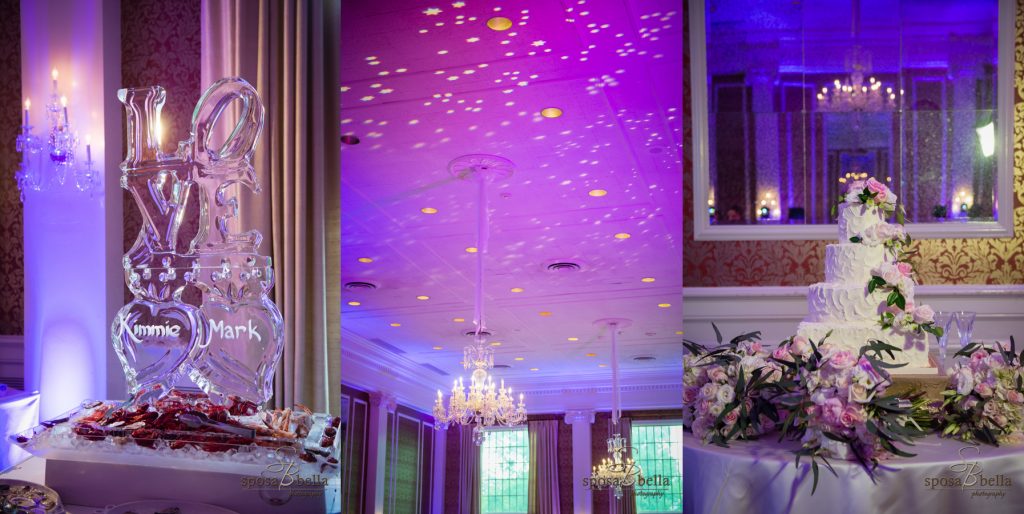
[{"left": 685, "top": 434, "right": 1024, "bottom": 514}]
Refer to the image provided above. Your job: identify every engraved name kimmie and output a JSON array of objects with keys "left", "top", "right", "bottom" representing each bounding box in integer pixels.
[{"left": 130, "top": 320, "right": 262, "bottom": 342}]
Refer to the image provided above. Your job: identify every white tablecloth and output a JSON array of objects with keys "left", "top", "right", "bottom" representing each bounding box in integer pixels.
[
  {"left": 0, "top": 390, "right": 39, "bottom": 470},
  {"left": 685, "top": 433, "right": 1024, "bottom": 514}
]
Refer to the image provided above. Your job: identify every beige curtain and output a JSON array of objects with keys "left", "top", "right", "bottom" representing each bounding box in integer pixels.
[
  {"left": 459, "top": 425, "right": 481, "bottom": 514},
  {"left": 200, "top": 0, "right": 340, "bottom": 413},
  {"left": 528, "top": 420, "right": 561, "bottom": 514},
  {"left": 611, "top": 417, "right": 638, "bottom": 514}
]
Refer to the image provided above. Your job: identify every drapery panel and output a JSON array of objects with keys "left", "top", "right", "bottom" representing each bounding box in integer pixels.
[
  {"left": 200, "top": 0, "right": 340, "bottom": 413},
  {"left": 458, "top": 424, "right": 481, "bottom": 514},
  {"left": 528, "top": 419, "right": 562, "bottom": 514}
]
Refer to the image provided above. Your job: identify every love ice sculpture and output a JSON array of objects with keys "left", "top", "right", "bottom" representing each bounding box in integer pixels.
[{"left": 111, "top": 78, "right": 285, "bottom": 407}]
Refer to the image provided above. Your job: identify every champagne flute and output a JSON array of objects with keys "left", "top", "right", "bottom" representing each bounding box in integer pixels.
[
  {"left": 955, "top": 311, "right": 976, "bottom": 350},
  {"left": 933, "top": 311, "right": 955, "bottom": 372}
]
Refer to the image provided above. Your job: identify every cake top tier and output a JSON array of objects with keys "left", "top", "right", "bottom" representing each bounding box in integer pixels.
[{"left": 837, "top": 178, "right": 898, "bottom": 242}]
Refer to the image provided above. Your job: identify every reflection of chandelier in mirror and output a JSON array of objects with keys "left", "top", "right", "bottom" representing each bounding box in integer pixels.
[
  {"left": 433, "top": 154, "right": 527, "bottom": 446},
  {"left": 816, "top": 0, "right": 900, "bottom": 113},
  {"left": 589, "top": 318, "right": 642, "bottom": 500}
]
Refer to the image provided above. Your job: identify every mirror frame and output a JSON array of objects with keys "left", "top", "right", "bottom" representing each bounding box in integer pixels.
[{"left": 689, "top": 0, "right": 1015, "bottom": 241}]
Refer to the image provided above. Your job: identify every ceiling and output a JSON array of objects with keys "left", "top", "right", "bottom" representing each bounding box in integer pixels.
[{"left": 340, "top": 0, "right": 682, "bottom": 406}]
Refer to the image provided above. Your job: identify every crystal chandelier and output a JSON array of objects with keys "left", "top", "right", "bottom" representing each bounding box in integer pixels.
[
  {"left": 815, "top": 0, "right": 899, "bottom": 113},
  {"left": 15, "top": 67, "right": 100, "bottom": 200},
  {"left": 589, "top": 319, "right": 642, "bottom": 499},
  {"left": 433, "top": 155, "right": 526, "bottom": 445}
]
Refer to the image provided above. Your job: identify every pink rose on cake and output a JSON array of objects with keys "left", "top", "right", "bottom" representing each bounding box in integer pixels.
[
  {"left": 911, "top": 304, "right": 935, "bottom": 324},
  {"left": 896, "top": 262, "right": 913, "bottom": 277}
]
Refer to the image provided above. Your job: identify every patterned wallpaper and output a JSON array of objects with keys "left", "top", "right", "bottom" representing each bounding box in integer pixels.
[
  {"left": 120, "top": 0, "right": 202, "bottom": 302},
  {"left": 683, "top": 0, "right": 1024, "bottom": 287},
  {"left": 0, "top": 0, "right": 23, "bottom": 335}
]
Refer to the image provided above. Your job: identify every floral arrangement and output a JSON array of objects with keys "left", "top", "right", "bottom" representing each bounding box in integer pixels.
[
  {"left": 834, "top": 177, "right": 902, "bottom": 219},
  {"left": 682, "top": 326, "right": 786, "bottom": 446},
  {"left": 771, "top": 335, "right": 929, "bottom": 493},
  {"left": 937, "top": 338, "right": 1024, "bottom": 445}
]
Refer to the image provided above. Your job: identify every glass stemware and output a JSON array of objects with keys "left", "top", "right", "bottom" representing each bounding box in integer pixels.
[
  {"left": 933, "top": 311, "right": 955, "bottom": 372},
  {"left": 955, "top": 311, "right": 977, "bottom": 350}
]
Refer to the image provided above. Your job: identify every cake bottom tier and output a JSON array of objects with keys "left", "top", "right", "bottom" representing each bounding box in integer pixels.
[{"left": 797, "top": 321, "right": 931, "bottom": 369}]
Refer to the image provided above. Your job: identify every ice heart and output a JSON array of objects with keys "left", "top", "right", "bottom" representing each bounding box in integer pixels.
[
  {"left": 111, "top": 299, "right": 204, "bottom": 400},
  {"left": 188, "top": 297, "right": 284, "bottom": 405}
]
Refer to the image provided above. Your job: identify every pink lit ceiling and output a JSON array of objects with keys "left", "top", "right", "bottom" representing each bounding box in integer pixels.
[{"left": 340, "top": 0, "right": 682, "bottom": 397}]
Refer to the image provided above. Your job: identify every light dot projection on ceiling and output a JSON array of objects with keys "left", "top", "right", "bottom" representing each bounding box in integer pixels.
[
  {"left": 510, "top": 287, "right": 524, "bottom": 293},
  {"left": 416, "top": 295, "right": 430, "bottom": 300},
  {"left": 588, "top": 189, "right": 607, "bottom": 197},
  {"left": 598, "top": 364, "right": 607, "bottom": 368},
  {"left": 657, "top": 303, "right": 671, "bottom": 308},
  {"left": 348, "top": 301, "right": 361, "bottom": 306},
  {"left": 540, "top": 107, "right": 563, "bottom": 118},
  {"left": 357, "top": 257, "right": 373, "bottom": 263},
  {"left": 641, "top": 277, "right": 655, "bottom": 283},
  {"left": 433, "top": 346, "right": 444, "bottom": 350},
  {"left": 529, "top": 367, "right": 539, "bottom": 371},
  {"left": 675, "top": 331, "right": 684, "bottom": 335},
  {"left": 487, "top": 16, "right": 513, "bottom": 31},
  {"left": 421, "top": 207, "right": 439, "bottom": 214},
  {"left": 514, "top": 357, "right": 524, "bottom": 361},
  {"left": 585, "top": 353, "right": 596, "bottom": 357},
  {"left": 490, "top": 342, "right": 502, "bottom": 346}
]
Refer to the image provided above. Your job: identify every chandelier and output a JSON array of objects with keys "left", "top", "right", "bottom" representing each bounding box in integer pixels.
[
  {"left": 815, "top": 0, "right": 899, "bottom": 113},
  {"left": 433, "top": 155, "right": 526, "bottom": 445},
  {"left": 589, "top": 318, "right": 642, "bottom": 499},
  {"left": 15, "top": 67, "right": 100, "bottom": 200}
]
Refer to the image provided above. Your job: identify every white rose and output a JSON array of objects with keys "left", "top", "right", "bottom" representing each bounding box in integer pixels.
[
  {"left": 709, "top": 403, "right": 724, "bottom": 417},
  {"left": 717, "top": 386, "right": 735, "bottom": 404},
  {"left": 912, "top": 305, "right": 935, "bottom": 324},
  {"left": 849, "top": 383, "right": 870, "bottom": 403},
  {"left": 700, "top": 382, "right": 719, "bottom": 400},
  {"left": 955, "top": 367, "right": 975, "bottom": 396},
  {"left": 845, "top": 191, "right": 860, "bottom": 204}
]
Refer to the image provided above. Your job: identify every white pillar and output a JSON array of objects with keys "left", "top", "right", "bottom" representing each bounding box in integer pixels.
[
  {"left": 20, "top": 0, "right": 124, "bottom": 420},
  {"left": 365, "top": 392, "right": 395, "bottom": 514},
  {"left": 431, "top": 426, "right": 447, "bottom": 514},
  {"left": 565, "top": 410, "right": 595, "bottom": 514}
]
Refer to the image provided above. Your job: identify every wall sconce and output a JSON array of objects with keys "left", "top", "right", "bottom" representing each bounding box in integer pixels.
[
  {"left": 757, "top": 191, "right": 779, "bottom": 221},
  {"left": 976, "top": 122, "right": 995, "bottom": 158},
  {"left": 953, "top": 189, "right": 974, "bottom": 217}
]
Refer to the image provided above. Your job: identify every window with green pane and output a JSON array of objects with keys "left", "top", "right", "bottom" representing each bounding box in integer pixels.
[
  {"left": 480, "top": 427, "right": 529, "bottom": 514},
  {"left": 631, "top": 421, "right": 683, "bottom": 513}
]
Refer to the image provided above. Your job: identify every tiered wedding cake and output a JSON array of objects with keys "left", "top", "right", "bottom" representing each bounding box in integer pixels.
[{"left": 796, "top": 178, "right": 937, "bottom": 372}]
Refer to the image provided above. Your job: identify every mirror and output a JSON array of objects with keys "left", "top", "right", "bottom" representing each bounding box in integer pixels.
[{"left": 689, "top": 0, "right": 1014, "bottom": 240}]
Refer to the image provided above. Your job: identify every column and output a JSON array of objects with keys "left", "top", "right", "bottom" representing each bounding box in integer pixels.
[
  {"left": 431, "top": 426, "right": 447, "bottom": 514},
  {"left": 565, "top": 410, "right": 595, "bottom": 514},
  {"left": 20, "top": 0, "right": 124, "bottom": 419},
  {"left": 365, "top": 392, "right": 395, "bottom": 514}
]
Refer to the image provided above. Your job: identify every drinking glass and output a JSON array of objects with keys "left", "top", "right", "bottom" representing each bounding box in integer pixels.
[
  {"left": 933, "top": 311, "right": 955, "bottom": 371},
  {"left": 955, "top": 311, "right": 977, "bottom": 349}
]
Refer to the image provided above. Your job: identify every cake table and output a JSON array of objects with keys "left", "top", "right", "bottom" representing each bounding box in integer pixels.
[{"left": 684, "top": 433, "right": 1024, "bottom": 514}]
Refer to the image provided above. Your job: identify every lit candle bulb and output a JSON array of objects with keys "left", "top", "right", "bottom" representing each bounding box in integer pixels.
[
  {"left": 60, "top": 96, "right": 68, "bottom": 127},
  {"left": 51, "top": 68, "right": 58, "bottom": 91},
  {"left": 155, "top": 116, "right": 164, "bottom": 149},
  {"left": 23, "top": 98, "right": 29, "bottom": 127}
]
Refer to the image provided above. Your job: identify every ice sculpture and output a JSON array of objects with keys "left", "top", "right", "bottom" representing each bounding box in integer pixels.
[{"left": 111, "top": 78, "right": 284, "bottom": 408}]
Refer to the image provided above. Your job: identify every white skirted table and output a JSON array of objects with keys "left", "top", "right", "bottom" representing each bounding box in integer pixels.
[
  {"left": 685, "top": 433, "right": 1024, "bottom": 514},
  {"left": 0, "top": 389, "right": 39, "bottom": 470}
]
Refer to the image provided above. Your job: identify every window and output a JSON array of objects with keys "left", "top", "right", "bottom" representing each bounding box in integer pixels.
[
  {"left": 632, "top": 421, "right": 683, "bottom": 513},
  {"left": 480, "top": 427, "right": 529, "bottom": 514}
]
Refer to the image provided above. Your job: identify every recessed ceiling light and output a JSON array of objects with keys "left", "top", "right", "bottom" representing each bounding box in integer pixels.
[
  {"left": 587, "top": 353, "right": 598, "bottom": 357},
  {"left": 567, "top": 337, "right": 579, "bottom": 341},
  {"left": 514, "top": 357, "right": 524, "bottom": 361},
  {"left": 490, "top": 341, "right": 502, "bottom": 346},
  {"left": 540, "top": 107, "right": 563, "bottom": 118},
  {"left": 358, "top": 257, "right": 373, "bottom": 263},
  {"left": 675, "top": 330, "right": 684, "bottom": 335},
  {"left": 389, "top": 322, "right": 401, "bottom": 327},
  {"left": 416, "top": 295, "right": 430, "bottom": 300},
  {"left": 510, "top": 287, "right": 524, "bottom": 293},
  {"left": 433, "top": 346, "right": 443, "bottom": 350},
  {"left": 341, "top": 135, "right": 360, "bottom": 145},
  {"left": 588, "top": 189, "right": 607, "bottom": 197},
  {"left": 421, "top": 207, "right": 439, "bottom": 214},
  {"left": 529, "top": 367, "right": 539, "bottom": 371},
  {"left": 347, "top": 301, "right": 361, "bottom": 306},
  {"left": 487, "top": 16, "right": 513, "bottom": 31},
  {"left": 465, "top": 247, "right": 478, "bottom": 253},
  {"left": 598, "top": 364, "right": 607, "bottom": 368},
  {"left": 657, "top": 303, "right": 672, "bottom": 308},
  {"left": 539, "top": 311, "right": 552, "bottom": 317},
  {"left": 641, "top": 277, "right": 656, "bottom": 283},
  {"left": 614, "top": 233, "right": 631, "bottom": 239},
  {"left": 453, "top": 317, "right": 465, "bottom": 322}
]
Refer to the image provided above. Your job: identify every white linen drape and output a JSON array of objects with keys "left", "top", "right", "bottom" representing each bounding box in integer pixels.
[
  {"left": 528, "top": 419, "right": 562, "bottom": 514},
  {"left": 200, "top": 0, "right": 340, "bottom": 413}
]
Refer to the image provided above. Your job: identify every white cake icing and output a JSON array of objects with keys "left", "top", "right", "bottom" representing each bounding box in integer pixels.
[
  {"left": 824, "top": 244, "right": 886, "bottom": 283},
  {"left": 797, "top": 196, "right": 932, "bottom": 371}
]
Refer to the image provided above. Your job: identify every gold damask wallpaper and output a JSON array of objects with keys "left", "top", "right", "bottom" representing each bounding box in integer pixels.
[
  {"left": 0, "top": 0, "right": 23, "bottom": 334},
  {"left": 683, "top": 0, "right": 1024, "bottom": 287}
]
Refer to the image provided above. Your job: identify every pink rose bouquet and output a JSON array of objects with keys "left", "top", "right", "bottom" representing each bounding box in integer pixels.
[
  {"left": 772, "top": 335, "right": 929, "bottom": 493},
  {"left": 683, "top": 325, "right": 786, "bottom": 446},
  {"left": 937, "top": 338, "right": 1024, "bottom": 446}
]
